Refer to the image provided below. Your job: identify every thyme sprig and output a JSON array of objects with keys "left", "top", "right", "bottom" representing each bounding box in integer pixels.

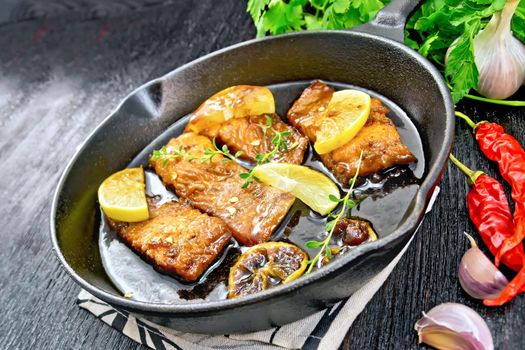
[
  {"left": 201, "top": 138, "right": 243, "bottom": 164},
  {"left": 151, "top": 116, "right": 293, "bottom": 188},
  {"left": 239, "top": 116, "right": 294, "bottom": 188},
  {"left": 151, "top": 145, "right": 196, "bottom": 166},
  {"left": 151, "top": 139, "right": 241, "bottom": 166},
  {"left": 305, "top": 152, "right": 364, "bottom": 274}
]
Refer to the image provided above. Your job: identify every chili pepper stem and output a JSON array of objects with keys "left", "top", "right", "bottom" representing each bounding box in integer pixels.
[
  {"left": 449, "top": 154, "right": 484, "bottom": 185},
  {"left": 455, "top": 111, "right": 476, "bottom": 129},
  {"left": 455, "top": 111, "right": 488, "bottom": 130}
]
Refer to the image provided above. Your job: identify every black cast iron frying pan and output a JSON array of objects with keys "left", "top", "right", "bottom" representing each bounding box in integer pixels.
[{"left": 50, "top": 0, "right": 454, "bottom": 334}]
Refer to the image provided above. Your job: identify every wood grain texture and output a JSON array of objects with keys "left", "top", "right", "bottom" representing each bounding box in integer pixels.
[{"left": 0, "top": 1, "right": 523, "bottom": 349}]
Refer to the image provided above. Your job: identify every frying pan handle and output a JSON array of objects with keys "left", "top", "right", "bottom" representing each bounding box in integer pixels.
[{"left": 352, "top": 0, "right": 420, "bottom": 43}]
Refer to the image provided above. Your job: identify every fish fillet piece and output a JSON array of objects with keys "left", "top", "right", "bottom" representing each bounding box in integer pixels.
[
  {"left": 287, "top": 81, "right": 333, "bottom": 141},
  {"left": 150, "top": 133, "right": 296, "bottom": 246},
  {"left": 288, "top": 81, "right": 416, "bottom": 183},
  {"left": 199, "top": 114, "right": 308, "bottom": 164},
  {"left": 107, "top": 199, "right": 232, "bottom": 283}
]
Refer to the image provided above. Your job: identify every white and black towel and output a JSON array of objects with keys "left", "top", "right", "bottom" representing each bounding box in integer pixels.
[{"left": 78, "top": 187, "right": 440, "bottom": 350}]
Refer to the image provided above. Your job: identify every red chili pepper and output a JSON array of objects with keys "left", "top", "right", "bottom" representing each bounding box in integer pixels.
[
  {"left": 449, "top": 154, "right": 524, "bottom": 272},
  {"left": 456, "top": 112, "right": 525, "bottom": 265}
]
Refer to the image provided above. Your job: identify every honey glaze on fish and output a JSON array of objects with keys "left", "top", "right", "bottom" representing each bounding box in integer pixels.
[{"left": 98, "top": 80, "right": 424, "bottom": 303}]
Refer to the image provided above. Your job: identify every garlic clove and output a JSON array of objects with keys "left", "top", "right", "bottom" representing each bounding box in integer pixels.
[
  {"left": 415, "top": 303, "right": 494, "bottom": 350},
  {"left": 473, "top": 0, "right": 525, "bottom": 99},
  {"left": 458, "top": 233, "right": 508, "bottom": 300}
]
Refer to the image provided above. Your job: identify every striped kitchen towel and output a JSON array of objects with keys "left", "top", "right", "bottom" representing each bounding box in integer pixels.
[{"left": 78, "top": 187, "right": 439, "bottom": 350}]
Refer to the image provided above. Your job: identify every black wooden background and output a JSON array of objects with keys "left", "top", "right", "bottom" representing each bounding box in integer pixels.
[{"left": 0, "top": 1, "right": 524, "bottom": 349}]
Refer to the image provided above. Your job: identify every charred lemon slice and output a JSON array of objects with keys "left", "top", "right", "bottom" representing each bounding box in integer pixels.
[
  {"left": 185, "top": 85, "right": 275, "bottom": 133},
  {"left": 251, "top": 163, "right": 340, "bottom": 215},
  {"left": 314, "top": 89, "right": 371, "bottom": 154},
  {"left": 228, "top": 242, "right": 308, "bottom": 299},
  {"left": 98, "top": 168, "right": 149, "bottom": 222}
]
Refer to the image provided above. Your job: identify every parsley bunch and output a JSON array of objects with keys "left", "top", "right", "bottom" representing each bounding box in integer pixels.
[
  {"left": 247, "top": 0, "right": 388, "bottom": 37},
  {"left": 247, "top": 0, "right": 525, "bottom": 105},
  {"left": 405, "top": 0, "right": 525, "bottom": 104}
]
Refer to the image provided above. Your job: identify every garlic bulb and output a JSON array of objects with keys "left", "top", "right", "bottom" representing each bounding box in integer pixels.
[{"left": 474, "top": 0, "right": 525, "bottom": 99}]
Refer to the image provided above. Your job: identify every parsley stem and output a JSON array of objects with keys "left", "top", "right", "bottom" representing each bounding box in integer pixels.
[{"left": 463, "top": 93, "right": 525, "bottom": 107}]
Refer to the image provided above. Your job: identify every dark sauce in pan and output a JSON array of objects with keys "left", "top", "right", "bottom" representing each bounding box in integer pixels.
[{"left": 98, "top": 80, "right": 424, "bottom": 304}]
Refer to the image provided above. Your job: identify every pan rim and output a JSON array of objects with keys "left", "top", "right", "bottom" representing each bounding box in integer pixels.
[{"left": 50, "top": 29, "right": 454, "bottom": 315}]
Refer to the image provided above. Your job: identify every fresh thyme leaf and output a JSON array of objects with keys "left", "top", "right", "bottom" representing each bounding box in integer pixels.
[
  {"left": 306, "top": 240, "right": 323, "bottom": 248},
  {"left": 325, "top": 219, "right": 336, "bottom": 232},
  {"left": 325, "top": 245, "right": 332, "bottom": 258},
  {"left": 239, "top": 172, "right": 251, "bottom": 179},
  {"left": 328, "top": 194, "right": 340, "bottom": 202},
  {"left": 346, "top": 199, "right": 358, "bottom": 209}
]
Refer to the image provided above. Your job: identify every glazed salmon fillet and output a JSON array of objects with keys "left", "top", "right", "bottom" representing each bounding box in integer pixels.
[
  {"left": 150, "top": 133, "right": 296, "bottom": 246},
  {"left": 107, "top": 199, "right": 231, "bottom": 283},
  {"left": 288, "top": 81, "right": 416, "bottom": 183},
  {"left": 197, "top": 114, "right": 308, "bottom": 164}
]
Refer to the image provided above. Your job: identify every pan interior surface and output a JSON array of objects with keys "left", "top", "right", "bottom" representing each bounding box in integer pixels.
[
  {"left": 51, "top": 31, "right": 453, "bottom": 325},
  {"left": 99, "top": 80, "right": 425, "bottom": 304}
]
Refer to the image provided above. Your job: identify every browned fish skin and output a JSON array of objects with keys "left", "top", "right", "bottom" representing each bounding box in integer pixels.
[
  {"left": 107, "top": 199, "right": 232, "bottom": 283},
  {"left": 288, "top": 81, "right": 416, "bottom": 183},
  {"left": 200, "top": 114, "right": 308, "bottom": 164},
  {"left": 287, "top": 80, "right": 334, "bottom": 141},
  {"left": 150, "top": 133, "right": 296, "bottom": 246}
]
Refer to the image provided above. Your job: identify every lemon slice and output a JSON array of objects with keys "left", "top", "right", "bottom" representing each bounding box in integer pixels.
[
  {"left": 314, "top": 89, "right": 371, "bottom": 154},
  {"left": 228, "top": 242, "right": 307, "bottom": 299},
  {"left": 185, "top": 85, "right": 275, "bottom": 133},
  {"left": 251, "top": 163, "right": 340, "bottom": 215},
  {"left": 98, "top": 168, "right": 149, "bottom": 222}
]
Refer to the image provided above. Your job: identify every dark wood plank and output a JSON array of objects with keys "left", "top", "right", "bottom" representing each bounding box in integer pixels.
[{"left": 0, "top": 1, "right": 523, "bottom": 349}]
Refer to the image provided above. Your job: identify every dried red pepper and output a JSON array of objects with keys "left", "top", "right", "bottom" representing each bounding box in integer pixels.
[
  {"left": 449, "top": 154, "right": 524, "bottom": 272},
  {"left": 456, "top": 111, "right": 525, "bottom": 265}
]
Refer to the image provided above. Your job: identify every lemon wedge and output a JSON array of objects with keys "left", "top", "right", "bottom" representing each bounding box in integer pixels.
[
  {"left": 98, "top": 168, "right": 149, "bottom": 222},
  {"left": 314, "top": 89, "right": 371, "bottom": 154},
  {"left": 251, "top": 163, "right": 340, "bottom": 215},
  {"left": 185, "top": 85, "right": 275, "bottom": 133}
]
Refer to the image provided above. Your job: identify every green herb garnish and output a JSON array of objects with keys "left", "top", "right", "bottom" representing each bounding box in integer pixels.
[
  {"left": 305, "top": 151, "right": 363, "bottom": 274},
  {"left": 151, "top": 117, "right": 293, "bottom": 188},
  {"left": 239, "top": 116, "right": 294, "bottom": 188},
  {"left": 201, "top": 138, "right": 243, "bottom": 163},
  {"left": 247, "top": 0, "right": 388, "bottom": 38},
  {"left": 151, "top": 145, "right": 196, "bottom": 166}
]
